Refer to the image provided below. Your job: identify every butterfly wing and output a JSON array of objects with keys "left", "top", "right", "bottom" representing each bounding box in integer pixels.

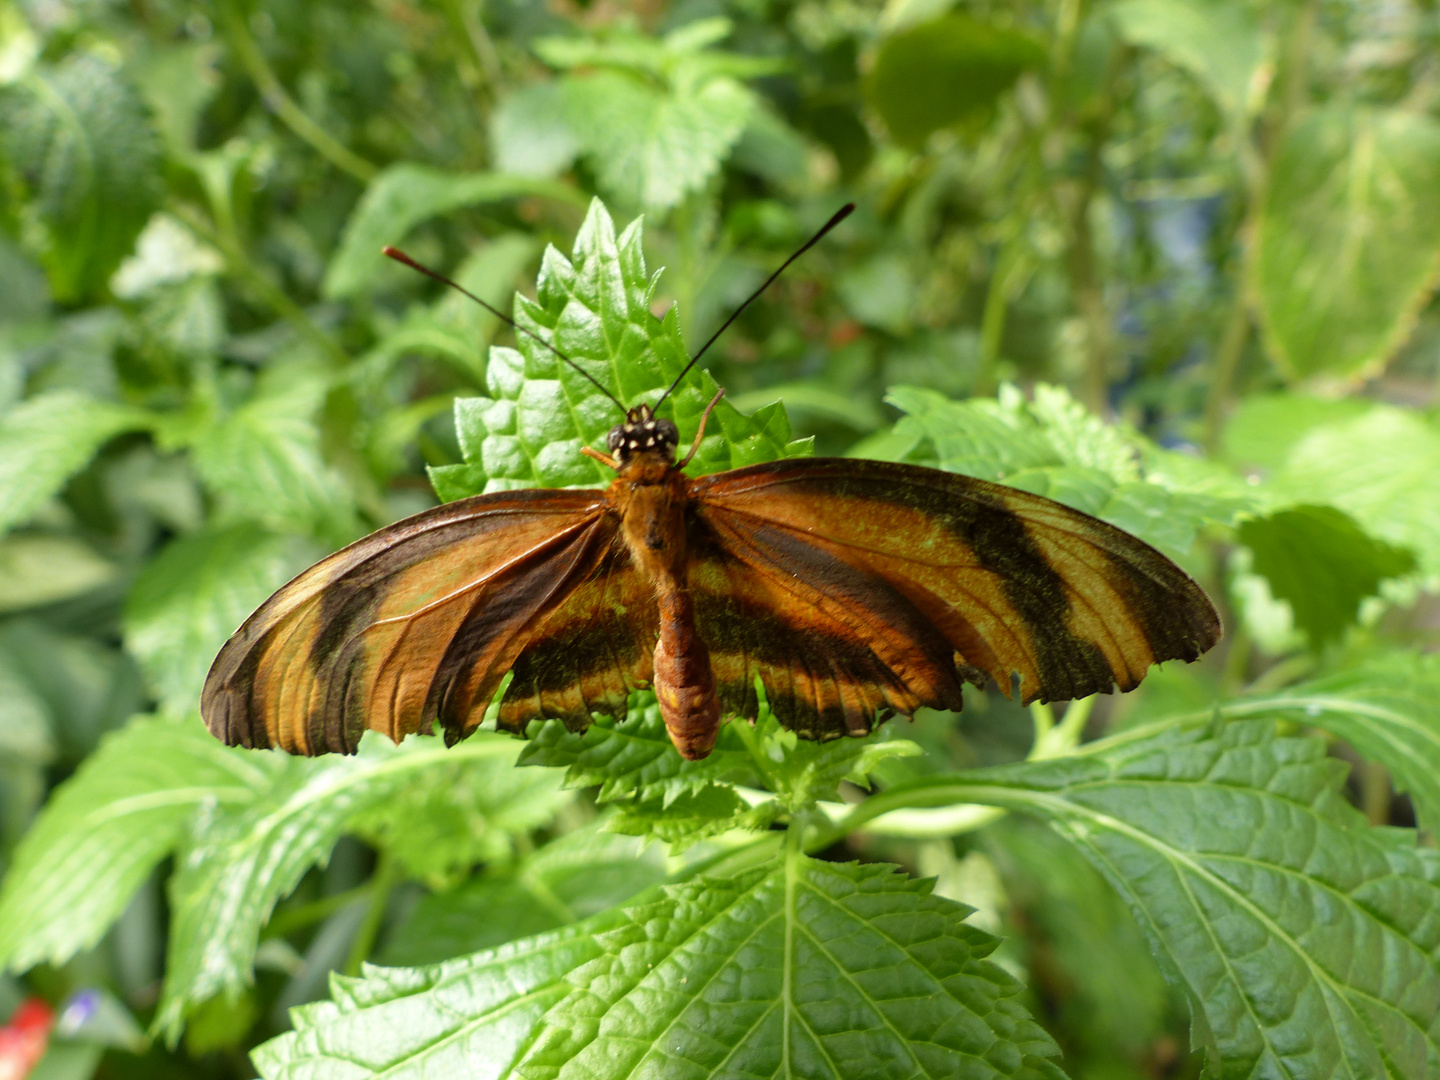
[
  {"left": 688, "top": 457, "right": 1220, "bottom": 740},
  {"left": 201, "top": 490, "right": 656, "bottom": 754}
]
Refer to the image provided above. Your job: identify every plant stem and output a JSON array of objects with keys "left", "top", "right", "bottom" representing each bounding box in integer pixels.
[
  {"left": 343, "top": 851, "right": 399, "bottom": 976},
  {"left": 1361, "top": 760, "right": 1392, "bottom": 826},
  {"left": 218, "top": 0, "right": 377, "bottom": 183},
  {"left": 973, "top": 239, "right": 1028, "bottom": 396},
  {"left": 1202, "top": 299, "right": 1252, "bottom": 451},
  {"left": 438, "top": 0, "right": 501, "bottom": 105}
]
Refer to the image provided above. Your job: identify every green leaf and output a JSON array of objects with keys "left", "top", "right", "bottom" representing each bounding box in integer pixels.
[
  {"left": 1109, "top": 0, "right": 1266, "bottom": 121},
  {"left": 884, "top": 720, "right": 1440, "bottom": 1078},
  {"left": 123, "top": 524, "right": 318, "bottom": 717},
  {"left": 519, "top": 692, "right": 765, "bottom": 806},
  {"left": 0, "top": 54, "right": 163, "bottom": 301},
  {"left": 865, "top": 15, "right": 1046, "bottom": 146},
  {"left": 521, "top": 855, "right": 1062, "bottom": 1079},
  {"left": 0, "top": 715, "right": 280, "bottom": 973},
  {"left": 1220, "top": 392, "right": 1372, "bottom": 474},
  {"left": 1253, "top": 106, "right": 1440, "bottom": 381},
  {"left": 155, "top": 732, "right": 532, "bottom": 1040},
  {"left": 884, "top": 383, "right": 1255, "bottom": 553},
  {"left": 1237, "top": 505, "right": 1416, "bottom": 646},
  {"left": 430, "top": 199, "right": 808, "bottom": 498},
  {"left": 381, "top": 826, "right": 666, "bottom": 965},
  {"left": 607, "top": 784, "right": 775, "bottom": 852},
  {"left": 349, "top": 747, "right": 570, "bottom": 885},
  {"left": 1211, "top": 652, "right": 1440, "bottom": 836},
  {"left": 322, "top": 165, "right": 581, "bottom": 299},
  {"left": 253, "top": 919, "right": 617, "bottom": 1080},
  {"left": 188, "top": 374, "right": 358, "bottom": 541},
  {"left": 1269, "top": 405, "right": 1440, "bottom": 577},
  {"left": 0, "top": 533, "right": 118, "bottom": 612},
  {"left": 492, "top": 82, "right": 581, "bottom": 180},
  {"left": 0, "top": 391, "right": 151, "bottom": 536}
]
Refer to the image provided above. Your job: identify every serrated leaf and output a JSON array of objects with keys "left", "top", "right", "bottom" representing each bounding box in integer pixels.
[
  {"left": 0, "top": 54, "right": 163, "bottom": 301},
  {"left": 1253, "top": 106, "right": 1440, "bottom": 381},
  {"left": 382, "top": 826, "right": 666, "bottom": 965},
  {"left": 1109, "top": 0, "right": 1265, "bottom": 120},
  {"left": 0, "top": 391, "right": 151, "bottom": 535},
  {"left": 0, "top": 715, "right": 279, "bottom": 973},
  {"left": 519, "top": 692, "right": 764, "bottom": 806},
  {"left": 607, "top": 784, "right": 777, "bottom": 853},
  {"left": 323, "top": 166, "right": 580, "bottom": 298},
  {"left": 1237, "top": 505, "right": 1416, "bottom": 646},
  {"left": 430, "top": 199, "right": 808, "bottom": 498},
  {"left": 123, "top": 524, "right": 318, "bottom": 717},
  {"left": 865, "top": 14, "right": 1046, "bottom": 146},
  {"left": 884, "top": 383, "right": 1254, "bottom": 553},
  {"left": 889, "top": 720, "right": 1440, "bottom": 1078},
  {"left": 521, "top": 855, "right": 1062, "bottom": 1079},
  {"left": 1268, "top": 405, "right": 1440, "bottom": 578},
  {"left": 253, "top": 919, "right": 618, "bottom": 1080},
  {"left": 189, "top": 376, "right": 358, "bottom": 541},
  {"left": 155, "top": 731, "right": 534, "bottom": 1040},
  {"left": 1211, "top": 652, "right": 1440, "bottom": 837},
  {"left": 349, "top": 749, "right": 570, "bottom": 885}
]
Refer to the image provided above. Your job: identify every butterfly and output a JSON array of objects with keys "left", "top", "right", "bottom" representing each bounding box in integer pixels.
[{"left": 201, "top": 206, "right": 1221, "bottom": 761}]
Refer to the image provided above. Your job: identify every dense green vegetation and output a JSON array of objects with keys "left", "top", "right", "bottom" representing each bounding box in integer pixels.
[{"left": 1, "top": 0, "right": 1439, "bottom": 1076}]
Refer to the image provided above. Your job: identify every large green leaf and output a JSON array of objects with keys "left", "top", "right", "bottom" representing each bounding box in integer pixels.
[
  {"left": 1109, "top": 0, "right": 1265, "bottom": 121},
  {"left": 323, "top": 166, "right": 580, "bottom": 298},
  {"left": 883, "top": 383, "right": 1255, "bottom": 554},
  {"left": 255, "top": 856, "right": 1063, "bottom": 1080},
  {"left": 429, "top": 198, "right": 808, "bottom": 499},
  {"left": 521, "top": 855, "right": 1061, "bottom": 1079},
  {"left": 154, "top": 732, "right": 534, "bottom": 1039},
  {"left": 0, "top": 716, "right": 280, "bottom": 973},
  {"left": 0, "top": 391, "right": 151, "bottom": 535},
  {"left": 1253, "top": 106, "right": 1440, "bottom": 381},
  {"left": 535, "top": 20, "right": 773, "bottom": 212},
  {"left": 865, "top": 14, "right": 1046, "bottom": 146},
  {"left": 0, "top": 54, "right": 163, "bottom": 301},
  {"left": 123, "top": 524, "right": 318, "bottom": 717},
  {"left": 1237, "top": 505, "right": 1416, "bottom": 646},
  {"left": 188, "top": 375, "right": 358, "bottom": 541},
  {"left": 864, "top": 720, "right": 1440, "bottom": 1078}
]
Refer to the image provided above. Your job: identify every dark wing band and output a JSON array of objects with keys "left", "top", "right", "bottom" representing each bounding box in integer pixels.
[{"left": 689, "top": 457, "right": 1220, "bottom": 739}]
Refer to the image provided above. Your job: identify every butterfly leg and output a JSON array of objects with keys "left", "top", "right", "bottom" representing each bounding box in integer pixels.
[
  {"left": 678, "top": 388, "right": 726, "bottom": 469},
  {"left": 581, "top": 446, "right": 619, "bottom": 470}
]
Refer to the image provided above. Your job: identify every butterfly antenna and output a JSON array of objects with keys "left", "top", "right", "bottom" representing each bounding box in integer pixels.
[
  {"left": 382, "top": 246, "right": 626, "bottom": 412},
  {"left": 653, "top": 202, "right": 855, "bottom": 410}
]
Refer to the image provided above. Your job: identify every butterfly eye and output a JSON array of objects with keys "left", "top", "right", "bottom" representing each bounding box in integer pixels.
[
  {"left": 655, "top": 419, "right": 679, "bottom": 447},
  {"left": 607, "top": 425, "right": 625, "bottom": 452}
]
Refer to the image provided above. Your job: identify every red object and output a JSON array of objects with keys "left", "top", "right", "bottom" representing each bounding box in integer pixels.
[{"left": 0, "top": 999, "right": 53, "bottom": 1080}]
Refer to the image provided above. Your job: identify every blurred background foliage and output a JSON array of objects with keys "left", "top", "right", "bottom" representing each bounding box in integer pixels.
[{"left": 0, "top": 0, "right": 1438, "bottom": 1075}]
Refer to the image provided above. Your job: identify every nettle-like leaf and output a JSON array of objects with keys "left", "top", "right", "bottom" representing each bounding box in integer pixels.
[
  {"left": 1253, "top": 106, "right": 1440, "bottom": 382},
  {"left": 155, "top": 732, "right": 537, "bottom": 1040},
  {"left": 255, "top": 856, "right": 1062, "bottom": 1080},
  {"left": 1237, "top": 505, "right": 1416, "bottom": 647},
  {"left": 884, "top": 383, "right": 1256, "bottom": 554},
  {"left": 0, "top": 54, "right": 163, "bottom": 300},
  {"left": 0, "top": 390, "right": 152, "bottom": 535},
  {"left": 323, "top": 165, "right": 580, "bottom": 299},
  {"left": 429, "top": 198, "right": 808, "bottom": 499},
  {"left": 535, "top": 20, "right": 779, "bottom": 212},
  {"left": 123, "top": 524, "right": 319, "bottom": 716},
  {"left": 382, "top": 825, "right": 667, "bottom": 966},
  {"left": 878, "top": 720, "right": 1440, "bottom": 1078},
  {"left": 1212, "top": 652, "right": 1440, "bottom": 837},
  {"left": 0, "top": 715, "right": 280, "bottom": 973}
]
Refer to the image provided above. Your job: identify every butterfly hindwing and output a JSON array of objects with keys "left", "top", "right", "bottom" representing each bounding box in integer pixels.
[
  {"left": 689, "top": 458, "right": 1220, "bottom": 738},
  {"left": 201, "top": 490, "right": 650, "bottom": 755}
]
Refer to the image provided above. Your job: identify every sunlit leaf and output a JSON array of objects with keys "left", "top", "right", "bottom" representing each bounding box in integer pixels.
[{"left": 1109, "top": 0, "right": 1266, "bottom": 120}]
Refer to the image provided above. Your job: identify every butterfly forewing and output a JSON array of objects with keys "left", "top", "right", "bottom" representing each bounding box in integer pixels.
[
  {"left": 201, "top": 490, "right": 638, "bottom": 754},
  {"left": 688, "top": 458, "right": 1220, "bottom": 738}
]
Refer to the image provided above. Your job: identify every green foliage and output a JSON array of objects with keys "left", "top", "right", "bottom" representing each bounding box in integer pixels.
[
  {"left": 1238, "top": 505, "right": 1416, "bottom": 646},
  {"left": 1, "top": 0, "right": 1438, "bottom": 1075},
  {"left": 1253, "top": 107, "right": 1440, "bottom": 381},
  {"left": 0, "top": 55, "right": 163, "bottom": 301}
]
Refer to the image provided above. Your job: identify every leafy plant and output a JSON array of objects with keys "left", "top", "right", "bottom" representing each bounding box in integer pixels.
[{"left": 1, "top": 1, "right": 1438, "bottom": 1077}]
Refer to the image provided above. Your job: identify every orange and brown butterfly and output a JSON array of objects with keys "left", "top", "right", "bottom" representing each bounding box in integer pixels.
[{"left": 201, "top": 205, "right": 1220, "bottom": 762}]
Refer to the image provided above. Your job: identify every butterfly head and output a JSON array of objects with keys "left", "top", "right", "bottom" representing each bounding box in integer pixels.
[{"left": 607, "top": 403, "right": 680, "bottom": 465}]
